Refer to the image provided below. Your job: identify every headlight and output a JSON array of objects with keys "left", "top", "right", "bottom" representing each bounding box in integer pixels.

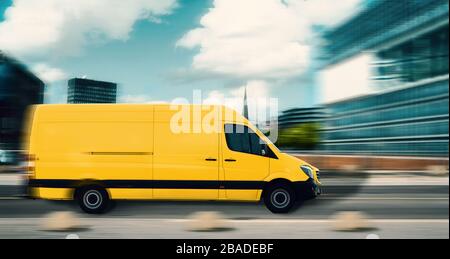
[{"left": 301, "top": 165, "right": 314, "bottom": 179}]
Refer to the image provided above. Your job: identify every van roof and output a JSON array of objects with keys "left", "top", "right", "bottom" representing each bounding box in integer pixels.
[
  {"left": 34, "top": 103, "right": 234, "bottom": 111},
  {"left": 32, "top": 104, "right": 246, "bottom": 122}
]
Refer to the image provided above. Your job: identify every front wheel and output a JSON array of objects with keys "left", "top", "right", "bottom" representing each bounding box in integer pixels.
[
  {"left": 76, "top": 186, "right": 110, "bottom": 214},
  {"left": 264, "top": 183, "right": 296, "bottom": 214}
]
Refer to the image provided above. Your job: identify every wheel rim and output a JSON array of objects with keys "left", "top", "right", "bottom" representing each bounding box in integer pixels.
[
  {"left": 83, "top": 190, "right": 102, "bottom": 210},
  {"left": 270, "top": 189, "right": 290, "bottom": 209}
]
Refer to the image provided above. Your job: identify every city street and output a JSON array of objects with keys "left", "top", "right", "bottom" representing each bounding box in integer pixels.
[
  {"left": 0, "top": 0, "right": 449, "bottom": 243},
  {"left": 0, "top": 172, "right": 448, "bottom": 239}
]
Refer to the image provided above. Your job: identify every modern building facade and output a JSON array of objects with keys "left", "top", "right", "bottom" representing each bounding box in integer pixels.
[
  {"left": 320, "top": 0, "right": 449, "bottom": 157},
  {"left": 324, "top": 0, "right": 448, "bottom": 69},
  {"left": 322, "top": 76, "right": 448, "bottom": 156},
  {"left": 278, "top": 107, "right": 327, "bottom": 129},
  {"left": 67, "top": 78, "right": 117, "bottom": 104},
  {"left": 0, "top": 52, "right": 45, "bottom": 164}
]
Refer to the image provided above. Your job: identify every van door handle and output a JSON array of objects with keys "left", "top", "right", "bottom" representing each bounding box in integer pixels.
[
  {"left": 225, "top": 159, "right": 237, "bottom": 162},
  {"left": 205, "top": 158, "right": 217, "bottom": 161}
]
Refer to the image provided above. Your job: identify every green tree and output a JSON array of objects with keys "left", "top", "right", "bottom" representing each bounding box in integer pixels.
[{"left": 276, "top": 123, "right": 321, "bottom": 150}]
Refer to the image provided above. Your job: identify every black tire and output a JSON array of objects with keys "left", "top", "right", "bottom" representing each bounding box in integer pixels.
[
  {"left": 76, "top": 186, "right": 110, "bottom": 214},
  {"left": 264, "top": 183, "right": 296, "bottom": 214}
]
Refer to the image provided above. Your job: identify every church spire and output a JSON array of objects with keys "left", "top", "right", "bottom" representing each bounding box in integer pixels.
[{"left": 243, "top": 87, "right": 249, "bottom": 119}]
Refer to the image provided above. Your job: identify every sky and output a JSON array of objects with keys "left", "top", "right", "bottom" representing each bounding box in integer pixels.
[{"left": 0, "top": 0, "right": 362, "bottom": 117}]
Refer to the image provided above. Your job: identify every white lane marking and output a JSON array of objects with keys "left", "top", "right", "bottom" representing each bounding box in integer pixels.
[
  {"left": 0, "top": 197, "right": 22, "bottom": 200},
  {"left": 227, "top": 219, "right": 450, "bottom": 224},
  {"left": 66, "top": 234, "right": 80, "bottom": 239},
  {"left": 150, "top": 219, "right": 450, "bottom": 225},
  {"left": 366, "top": 234, "right": 380, "bottom": 239},
  {"left": 0, "top": 218, "right": 448, "bottom": 224}
]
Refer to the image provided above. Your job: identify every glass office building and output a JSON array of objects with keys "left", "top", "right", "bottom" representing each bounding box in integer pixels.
[
  {"left": 321, "top": 0, "right": 449, "bottom": 157},
  {"left": 0, "top": 53, "right": 44, "bottom": 164},
  {"left": 372, "top": 24, "right": 448, "bottom": 89},
  {"left": 324, "top": 0, "right": 449, "bottom": 67},
  {"left": 322, "top": 77, "right": 448, "bottom": 156},
  {"left": 68, "top": 78, "right": 117, "bottom": 104},
  {"left": 278, "top": 107, "right": 327, "bottom": 129}
]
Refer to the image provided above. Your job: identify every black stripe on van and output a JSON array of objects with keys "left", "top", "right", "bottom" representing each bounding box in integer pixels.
[{"left": 28, "top": 179, "right": 267, "bottom": 190}]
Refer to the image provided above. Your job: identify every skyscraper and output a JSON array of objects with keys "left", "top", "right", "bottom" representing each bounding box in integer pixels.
[
  {"left": 0, "top": 52, "right": 44, "bottom": 164},
  {"left": 320, "top": 0, "right": 449, "bottom": 157},
  {"left": 67, "top": 78, "right": 117, "bottom": 104}
]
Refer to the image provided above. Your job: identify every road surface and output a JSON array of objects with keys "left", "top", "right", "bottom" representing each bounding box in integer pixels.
[{"left": 0, "top": 172, "right": 448, "bottom": 239}]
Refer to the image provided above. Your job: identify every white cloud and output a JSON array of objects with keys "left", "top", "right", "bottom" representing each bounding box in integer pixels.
[
  {"left": 177, "top": 0, "right": 310, "bottom": 79},
  {"left": 0, "top": 0, "right": 178, "bottom": 57},
  {"left": 32, "top": 63, "right": 67, "bottom": 83},
  {"left": 204, "top": 81, "right": 269, "bottom": 107},
  {"left": 286, "top": 0, "right": 362, "bottom": 28},
  {"left": 177, "top": 0, "right": 361, "bottom": 80},
  {"left": 204, "top": 80, "right": 277, "bottom": 123}
]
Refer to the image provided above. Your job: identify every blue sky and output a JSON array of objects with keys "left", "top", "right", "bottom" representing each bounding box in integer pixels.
[
  {"left": 50, "top": 0, "right": 212, "bottom": 105},
  {"left": 0, "top": 0, "right": 11, "bottom": 19},
  {"left": 0, "top": 0, "right": 362, "bottom": 114}
]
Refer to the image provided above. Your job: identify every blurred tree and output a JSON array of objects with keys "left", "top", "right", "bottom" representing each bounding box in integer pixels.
[{"left": 276, "top": 123, "right": 321, "bottom": 150}]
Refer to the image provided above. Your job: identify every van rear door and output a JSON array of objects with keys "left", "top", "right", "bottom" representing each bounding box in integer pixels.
[{"left": 32, "top": 107, "right": 154, "bottom": 199}]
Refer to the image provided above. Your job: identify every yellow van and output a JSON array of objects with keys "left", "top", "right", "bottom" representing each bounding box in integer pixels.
[{"left": 26, "top": 104, "right": 321, "bottom": 214}]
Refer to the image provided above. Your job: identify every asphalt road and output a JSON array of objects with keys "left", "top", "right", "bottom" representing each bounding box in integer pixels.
[
  {"left": 0, "top": 173, "right": 448, "bottom": 238},
  {"left": 0, "top": 185, "right": 448, "bottom": 219}
]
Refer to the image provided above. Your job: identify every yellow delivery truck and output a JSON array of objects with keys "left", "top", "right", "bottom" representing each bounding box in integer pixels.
[{"left": 25, "top": 104, "right": 321, "bottom": 214}]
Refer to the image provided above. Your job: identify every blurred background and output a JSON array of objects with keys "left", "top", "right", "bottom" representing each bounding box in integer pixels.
[
  {"left": 1, "top": 0, "right": 448, "bottom": 170},
  {"left": 0, "top": 0, "right": 448, "bottom": 239}
]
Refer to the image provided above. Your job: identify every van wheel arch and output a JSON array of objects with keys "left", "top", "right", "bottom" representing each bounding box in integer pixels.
[
  {"left": 74, "top": 181, "right": 103, "bottom": 195},
  {"left": 262, "top": 179, "right": 297, "bottom": 214},
  {"left": 263, "top": 179, "right": 293, "bottom": 196},
  {"left": 73, "top": 180, "right": 108, "bottom": 197}
]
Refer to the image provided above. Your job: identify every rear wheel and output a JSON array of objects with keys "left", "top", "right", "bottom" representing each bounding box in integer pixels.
[
  {"left": 76, "top": 186, "right": 110, "bottom": 214},
  {"left": 264, "top": 183, "right": 296, "bottom": 214}
]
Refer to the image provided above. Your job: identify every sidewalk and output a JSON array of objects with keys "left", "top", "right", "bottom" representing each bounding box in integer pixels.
[
  {"left": 0, "top": 173, "right": 25, "bottom": 186},
  {"left": 0, "top": 218, "right": 448, "bottom": 239}
]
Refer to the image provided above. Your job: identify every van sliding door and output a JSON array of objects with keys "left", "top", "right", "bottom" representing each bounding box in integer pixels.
[{"left": 152, "top": 120, "right": 220, "bottom": 200}]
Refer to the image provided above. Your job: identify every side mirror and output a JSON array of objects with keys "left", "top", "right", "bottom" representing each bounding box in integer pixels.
[{"left": 261, "top": 144, "right": 268, "bottom": 156}]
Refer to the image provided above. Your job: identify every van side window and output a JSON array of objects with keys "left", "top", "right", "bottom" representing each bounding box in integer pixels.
[
  {"left": 225, "top": 124, "right": 275, "bottom": 158},
  {"left": 225, "top": 124, "right": 251, "bottom": 154}
]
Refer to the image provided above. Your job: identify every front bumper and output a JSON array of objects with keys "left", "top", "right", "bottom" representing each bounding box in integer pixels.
[{"left": 293, "top": 179, "right": 321, "bottom": 201}]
